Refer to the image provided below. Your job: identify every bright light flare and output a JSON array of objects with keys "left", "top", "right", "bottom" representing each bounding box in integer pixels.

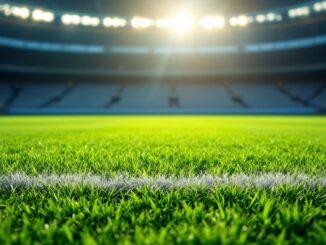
[
  {"left": 171, "top": 12, "right": 195, "bottom": 34},
  {"left": 155, "top": 19, "right": 171, "bottom": 28}
]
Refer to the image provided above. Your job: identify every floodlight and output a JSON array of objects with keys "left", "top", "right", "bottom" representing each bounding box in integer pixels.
[
  {"left": 62, "top": 14, "right": 80, "bottom": 25},
  {"left": 237, "top": 15, "right": 249, "bottom": 26},
  {"left": 267, "top": 13, "right": 276, "bottom": 21},
  {"left": 288, "top": 9, "right": 296, "bottom": 18},
  {"left": 299, "top": 7, "right": 310, "bottom": 16},
  {"left": 112, "top": 18, "right": 127, "bottom": 27},
  {"left": 32, "top": 9, "right": 54, "bottom": 22},
  {"left": 106, "top": 17, "right": 127, "bottom": 28},
  {"left": 11, "top": 6, "right": 30, "bottom": 19},
  {"left": 229, "top": 15, "right": 249, "bottom": 27},
  {"left": 42, "top": 11, "right": 54, "bottom": 22},
  {"left": 131, "top": 17, "right": 153, "bottom": 28},
  {"left": 256, "top": 14, "right": 266, "bottom": 23},
  {"left": 229, "top": 17, "right": 238, "bottom": 26},
  {"left": 313, "top": 3, "right": 322, "bottom": 12},
  {"left": 81, "top": 16, "right": 100, "bottom": 26},
  {"left": 1, "top": 4, "right": 11, "bottom": 16},
  {"left": 288, "top": 6, "right": 310, "bottom": 18},
  {"left": 200, "top": 16, "right": 225, "bottom": 30},
  {"left": 32, "top": 9, "right": 44, "bottom": 21},
  {"left": 70, "top": 15, "right": 81, "bottom": 25}
]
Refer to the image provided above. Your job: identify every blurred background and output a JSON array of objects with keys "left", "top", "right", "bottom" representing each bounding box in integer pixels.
[{"left": 0, "top": 0, "right": 325, "bottom": 114}]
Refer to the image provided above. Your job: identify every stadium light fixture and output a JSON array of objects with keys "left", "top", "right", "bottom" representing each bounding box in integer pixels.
[
  {"left": 276, "top": 15, "right": 282, "bottom": 21},
  {"left": 229, "top": 17, "right": 237, "bottom": 26},
  {"left": 32, "top": 9, "right": 42, "bottom": 21},
  {"left": 238, "top": 15, "right": 249, "bottom": 26},
  {"left": 230, "top": 15, "right": 250, "bottom": 27},
  {"left": 171, "top": 11, "right": 195, "bottom": 34},
  {"left": 131, "top": 17, "right": 154, "bottom": 29},
  {"left": 314, "top": 3, "right": 323, "bottom": 12},
  {"left": 0, "top": 4, "right": 12, "bottom": 16},
  {"left": 61, "top": 14, "right": 81, "bottom": 25},
  {"left": 288, "top": 9, "right": 296, "bottom": 18},
  {"left": 32, "top": 9, "right": 54, "bottom": 23},
  {"left": 299, "top": 7, "right": 310, "bottom": 16},
  {"left": 62, "top": 14, "right": 101, "bottom": 27},
  {"left": 288, "top": 6, "right": 310, "bottom": 18},
  {"left": 256, "top": 14, "right": 266, "bottom": 23},
  {"left": 103, "top": 17, "right": 127, "bottom": 28},
  {"left": 81, "top": 16, "right": 100, "bottom": 26},
  {"left": 313, "top": 1, "right": 326, "bottom": 12},
  {"left": 43, "top": 11, "right": 54, "bottom": 22},
  {"left": 267, "top": 13, "right": 276, "bottom": 21},
  {"left": 200, "top": 16, "right": 225, "bottom": 30},
  {"left": 11, "top": 6, "right": 30, "bottom": 19}
]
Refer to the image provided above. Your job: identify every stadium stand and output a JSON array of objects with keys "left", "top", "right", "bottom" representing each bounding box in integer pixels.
[
  {"left": 0, "top": 81, "right": 323, "bottom": 114},
  {"left": 176, "top": 84, "right": 241, "bottom": 109},
  {"left": 311, "top": 89, "right": 326, "bottom": 108},
  {"left": 111, "top": 84, "right": 170, "bottom": 109},
  {"left": 230, "top": 83, "right": 304, "bottom": 108},
  {"left": 281, "top": 81, "right": 325, "bottom": 103},
  {"left": 0, "top": 83, "right": 11, "bottom": 110},
  {"left": 11, "top": 83, "right": 68, "bottom": 108},
  {"left": 48, "top": 83, "right": 119, "bottom": 109},
  {"left": 0, "top": 0, "right": 325, "bottom": 114}
]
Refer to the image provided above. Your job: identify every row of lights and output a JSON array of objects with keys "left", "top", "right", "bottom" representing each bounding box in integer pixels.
[
  {"left": 0, "top": 4, "right": 209, "bottom": 31},
  {"left": 0, "top": 4, "right": 228, "bottom": 31},
  {"left": 61, "top": 14, "right": 100, "bottom": 26},
  {"left": 0, "top": 4, "right": 54, "bottom": 22},
  {"left": 1, "top": 2, "right": 326, "bottom": 31},
  {"left": 61, "top": 13, "right": 224, "bottom": 31},
  {"left": 229, "top": 12, "right": 282, "bottom": 27},
  {"left": 129, "top": 14, "right": 225, "bottom": 31},
  {"left": 313, "top": 1, "right": 326, "bottom": 12},
  {"left": 288, "top": 7, "right": 310, "bottom": 18},
  {"left": 0, "top": 6, "right": 280, "bottom": 31},
  {"left": 288, "top": 2, "right": 326, "bottom": 18}
]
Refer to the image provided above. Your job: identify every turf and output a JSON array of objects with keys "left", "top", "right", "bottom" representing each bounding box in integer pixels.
[{"left": 0, "top": 116, "right": 325, "bottom": 244}]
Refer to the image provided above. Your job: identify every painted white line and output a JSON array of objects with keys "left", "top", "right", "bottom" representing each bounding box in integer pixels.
[{"left": 0, "top": 173, "right": 325, "bottom": 190}]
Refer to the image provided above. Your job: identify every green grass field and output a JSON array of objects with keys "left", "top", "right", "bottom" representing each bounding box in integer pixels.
[{"left": 0, "top": 116, "right": 325, "bottom": 244}]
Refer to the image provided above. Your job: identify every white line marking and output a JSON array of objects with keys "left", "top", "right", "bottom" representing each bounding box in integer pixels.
[{"left": 0, "top": 173, "right": 325, "bottom": 190}]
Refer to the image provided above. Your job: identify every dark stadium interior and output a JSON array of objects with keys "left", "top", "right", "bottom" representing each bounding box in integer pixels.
[{"left": 0, "top": 0, "right": 325, "bottom": 114}]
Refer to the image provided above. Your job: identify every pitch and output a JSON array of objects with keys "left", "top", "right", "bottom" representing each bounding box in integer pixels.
[{"left": 0, "top": 116, "right": 325, "bottom": 244}]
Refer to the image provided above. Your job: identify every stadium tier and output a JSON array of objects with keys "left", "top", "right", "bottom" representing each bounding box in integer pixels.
[{"left": 0, "top": 80, "right": 325, "bottom": 114}]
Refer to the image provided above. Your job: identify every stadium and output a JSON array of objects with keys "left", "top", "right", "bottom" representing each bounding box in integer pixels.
[{"left": 0, "top": 0, "right": 325, "bottom": 244}]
